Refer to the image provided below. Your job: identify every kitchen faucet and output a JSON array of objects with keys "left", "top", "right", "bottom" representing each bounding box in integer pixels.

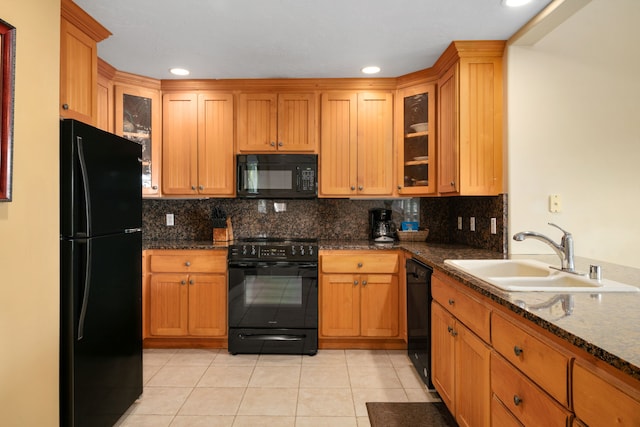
[{"left": 513, "top": 223, "right": 578, "bottom": 274}]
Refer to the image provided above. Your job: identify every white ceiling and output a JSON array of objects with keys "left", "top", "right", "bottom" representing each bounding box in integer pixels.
[{"left": 74, "top": 0, "right": 552, "bottom": 80}]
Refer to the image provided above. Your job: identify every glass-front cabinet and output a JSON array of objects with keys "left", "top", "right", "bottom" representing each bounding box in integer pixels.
[
  {"left": 396, "top": 83, "right": 436, "bottom": 195},
  {"left": 115, "top": 85, "right": 162, "bottom": 197}
]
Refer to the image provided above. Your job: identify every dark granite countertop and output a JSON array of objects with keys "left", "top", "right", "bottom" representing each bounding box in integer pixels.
[{"left": 143, "top": 238, "right": 640, "bottom": 382}]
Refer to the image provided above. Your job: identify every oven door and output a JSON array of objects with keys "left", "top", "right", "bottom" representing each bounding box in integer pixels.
[{"left": 228, "top": 262, "right": 318, "bottom": 329}]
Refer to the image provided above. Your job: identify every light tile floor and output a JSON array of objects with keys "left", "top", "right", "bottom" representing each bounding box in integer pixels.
[{"left": 114, "top": 348, "right": 441, "bottom": 427}]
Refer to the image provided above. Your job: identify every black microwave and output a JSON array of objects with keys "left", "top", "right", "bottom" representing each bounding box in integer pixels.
[{"left": 237, "top": 154, "right": 317, "bottom": 199}]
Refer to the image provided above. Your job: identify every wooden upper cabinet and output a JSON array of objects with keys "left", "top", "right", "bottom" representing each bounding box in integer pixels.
[
  {"left": 162, "top": 92, "right": 235, "bottom": 196},
  {"left": 114, "top": 77, "right": 163, "bottom": 197},
  {"left": 60, "top": 0, "right": 111, "bottom": 125},
  {"left": 396, "top": 83, "right": 437, "bottom": 195},
  {"left": 436, "top": 41, "right": 505, "bottom": 196},
  {"left": 237, "top": 93, "right": 316, "bottom": 152},
  {"left": 319, "top": 91, "right": 393, "bottom": 197}
]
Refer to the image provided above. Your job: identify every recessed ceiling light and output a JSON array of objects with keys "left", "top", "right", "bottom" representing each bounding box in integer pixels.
[
  {"left": 502, "top": 0, "right": 533, "bottom": 6},
  {"left": 169, "top": 68, "right": 190, "bottom": 76},
  {"left": 361, "top": 66, "right": 381, "bottom": 75}
]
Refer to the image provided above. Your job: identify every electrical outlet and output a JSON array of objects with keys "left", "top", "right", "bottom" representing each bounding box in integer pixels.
[
  {"left": 490, "top": 218, "right": 497, "bottom": 234},
  {"left": 458, "top": 216, "right": 463, "bottom": 230},
  {"left": 166, "top": 213, "right": 174, "bottom": 226},
  {"left": 470, "top": 217, "right": 476, "bottom": 232},
  {"left": 549, "top": 194, "right": 562, "bottom": 213}
]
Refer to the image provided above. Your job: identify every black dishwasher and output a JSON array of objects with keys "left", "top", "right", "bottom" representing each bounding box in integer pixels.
[{"left": 406, "top": 258, "right": 434, "bottom": 389}]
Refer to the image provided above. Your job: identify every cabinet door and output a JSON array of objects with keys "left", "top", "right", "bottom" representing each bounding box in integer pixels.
[
  {"left": 60, "top": 18, "right": 98, "bottom": 125},
  {"left": 456, "top": 323, "right": 491, "bottom": 427},
  {"left": 162, "top": 93, "right": 198, "bottom": 194},
  {"left": 396, "top": 83, "right": 436, "bottom": 195},
  {"left": 320, "top": 273, "right": 360, "bottom": 337},
  {"left": 432, "top": 301, "right": 456, "bottom": 413},
  {"left": 319, "top": 92, "right": 358, "bottom": 197},
  {"left": 357, "top": 92, "right": 394, "bottom": 196},
  {"left": 115, "top": 85, "right": 162, "bottom": 197},
  {"left": 437, "top": 63, "right": 459, "bottom": 195},
  {"left": 277, "top": 93, "right": 316, "bottom": 152},
  {"left": 360, "top": 274, "right": 399, "bottom": 337},
  {"left": 188, "top": 274, "right": 227, "bottom": 337},
  {"left": 237, "top": 93, "right": 278, "bottom": 152},
  {"left": 197, "top": 92, "right": 235, "bottom": 196},
  {"left": 149, "top": 273, "right": 189, "bottom": 336}
]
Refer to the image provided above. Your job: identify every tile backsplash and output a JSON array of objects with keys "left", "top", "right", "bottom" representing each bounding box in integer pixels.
[{"left": 143, "top": 194, "right": 507, "bottom": 253}]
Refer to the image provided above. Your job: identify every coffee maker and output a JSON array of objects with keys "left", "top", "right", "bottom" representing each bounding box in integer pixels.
[{"left": 369, "top": 208, "right": 396, "bottom": 242}]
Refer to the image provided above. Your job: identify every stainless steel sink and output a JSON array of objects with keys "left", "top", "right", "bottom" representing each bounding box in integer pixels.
[{"left": 444, "top": 259, "right": 639, "bottom": 293}]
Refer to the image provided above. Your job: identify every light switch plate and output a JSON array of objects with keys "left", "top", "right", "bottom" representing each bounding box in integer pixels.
[{"left": 166, "top": 213, "right": 174, "bottom": 226}]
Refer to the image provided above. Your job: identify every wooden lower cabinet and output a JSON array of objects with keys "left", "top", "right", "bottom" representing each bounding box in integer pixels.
[
  {"left": 143, "top": 249, "right": 227, "bottom": 348},
  {"left": 432, "top": 301, "right": 491, "bottom": 427},
  {"left": 319, "top": 250, "right": 403, "bottom": 348}
]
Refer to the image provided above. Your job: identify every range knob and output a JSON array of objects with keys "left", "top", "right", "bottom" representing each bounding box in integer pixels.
[
  {"left": 251, "top": 245, "right": 257, "bottom": 256},
  {"left": 300, "top": 245, "right": 305, "bottom": 256},
  {"left": 241, "top": 245, "right": 248, "bottom": 255},
  {"left": 308, "top": 246, "right": 314, "bottom": 256},
  {"left": 291, "top": 245, "right": 296, "bottom": 256}
]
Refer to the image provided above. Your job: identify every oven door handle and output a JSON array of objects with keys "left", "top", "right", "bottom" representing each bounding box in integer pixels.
[
  {"left": 228, "top": 262, "right": 318, "bottom": 269},
  {"left": 238, "top": 333, "right": 306, "bottom": 341}
]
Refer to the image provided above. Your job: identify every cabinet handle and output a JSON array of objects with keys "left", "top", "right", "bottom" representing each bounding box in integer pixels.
[
  {"left": 278, "top": 141, "right": 283, "bottom": 147},
  {"left": 185, "top": 261, "right": 191, "bottom": 266},
  {"left": 189, "top": 279, "right": 194, "bottom": 285},
  {"left": 397, "top": 185, "right": 402, "bottom": 190},
  {"left": 199, "top": 185, "right": 204, "bottom": 190},
  {"left": 357, "top": 262, "right": 363, "bottom": 268},
  {"left": 270, "top": 141, "right": 276, "bottom": 146},
  {"left": 351, "top": 186, "right": 356, "bottom": 191},
  {"left": 513, "top": 346, "right": 524, "bottom": 356},
  {"left": 513, "top": 395, "right": 522, "bottom": 406},
  {"left": 354, "top": 280, "right": 359, "bottom": 286},
  {"left": 451, "top": 329, "right": 458, "bottom": 337},
  {"left": 448, "top": 298, "right": 455, "bottom": 305},
  {"left": 152, "top": 185, "right": 158, "bottom": 190},
  {"left": 362, "top": 280, "right": 367, "bottom": 286},
  {"left": 447, "top": 326, "right": 453, "bottom": 333},
  {"left": 358, "top": 185, "right": 364, "bottom": 191},
  {"left": 180, "top": 280, "right": 186, "bottom": 285},
  {"left": 450, "top": 181, "right": 455, "bottom": 187},
  {"left": 62, "top": 103, "right": 69, "bottom": 110},
  {"left": 191, "top": 185, "right": 196, "bottom": 190}
]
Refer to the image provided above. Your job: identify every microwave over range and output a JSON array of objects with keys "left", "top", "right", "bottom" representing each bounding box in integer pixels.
[{"left": 237, "top": 154, "right": 317, "bottom": 199}]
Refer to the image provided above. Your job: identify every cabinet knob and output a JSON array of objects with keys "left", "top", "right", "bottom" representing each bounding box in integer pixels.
[
  {"left": 185, "top": 261, "right": 191, "bottom": 266},
  {"left": 358, "top": 185, "right": 363, "bottom": 191},
  {"left": 448, "top": 299, "right": 455, "bottom": 305},
  {"left": 447, "top": 326, "right": 453, "bottom": 333},
  {"left": 451, "top": 329, "right": 458, "bottom": 337},
  {"left": 351, "top": 186, "right": 356, "bottom": 191},
  {"left": 513, "top": 346, "right": 524, "bottom": 356},
  {"left": 152, "top": 185, "right": 158, "bottom": 190},
  {"left": 357, "top": 262, "right": 363, "bottom": 268},
  {"left": 354, "top": 280, "right": 359, "bottom": 286},
  {"left": 191, "top": 185, "right": 196, "bottom": 190},
  {"left": 199, "top": 185, "right": 204, "bottom": 190},
  {"left": 180, "top": 280, "right": 186, "bottom": 285},
  {"left": 278, "top": 141, "right": 283, "bottom": 147},
  {"left": 450, "top": 181, "right": 455, "bottom": 187},
  {"left": 397, "top": 185, "right": 402, "bottom": 190},
  {"left": 189, "top": 279, "right": 194, "bottom": 285},
  {"left": 362, "top": 280, "right": 367, "bottom": 286},
  {"left": 270, "top": 141, "right": 276, "bottom": 146},
  {"left": 62, "top": 103, "right": 69, "bottom": 110},
  {"left": 513, "top": 395, "right": 523, "bottom": 406}
]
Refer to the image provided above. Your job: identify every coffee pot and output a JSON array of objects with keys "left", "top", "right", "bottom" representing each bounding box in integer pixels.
[{"left": 369, "top": 208, "right": 396, "bottom": 242}]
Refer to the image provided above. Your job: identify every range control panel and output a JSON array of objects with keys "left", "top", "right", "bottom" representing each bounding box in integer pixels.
[{"left": 229, "top": 243, "right": 318, "bottom": 262}]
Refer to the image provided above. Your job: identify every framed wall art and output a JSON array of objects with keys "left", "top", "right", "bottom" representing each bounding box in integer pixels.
[{"left": 0, "top": 18, "right": 16, "bottom": 202}]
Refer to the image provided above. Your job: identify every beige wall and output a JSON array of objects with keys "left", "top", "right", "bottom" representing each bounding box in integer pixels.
[
  {"left": 507, "top": 0, "right": 640, "bottom": 269},
  {"left": 0, "top": 0, "right": 60, "bottom": 425}
]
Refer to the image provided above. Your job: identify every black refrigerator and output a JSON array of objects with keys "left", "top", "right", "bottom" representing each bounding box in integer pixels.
[{"left": 60, "top": 119, "right": 143, "bottom": 426}]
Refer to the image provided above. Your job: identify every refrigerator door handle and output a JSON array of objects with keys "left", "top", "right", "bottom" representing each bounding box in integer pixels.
[
  {"left": 77, "top": 136, "right": 92, "bottom": 236},
  {"left": 77, "top": 239, "right": 92, "bottom": 341},
  {"left": 125, "top": 228, "right": 142, "bottom": 233}
]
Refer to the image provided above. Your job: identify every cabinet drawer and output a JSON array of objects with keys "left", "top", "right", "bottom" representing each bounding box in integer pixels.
[
  {"left": 492, "top": 312, "right": 570, "bottom": 406},
  {"left": 491, "top": 352, "right": 571, "bottom": 427},
  {"left": 491, "top": 394, "right": 523, "bottom": 427},
  {"left": 431, "top": 273, "right": 490, "bottom": 342},
  {"left": 573, "top": 360, "right": 640, "bottom": 427},
  {"left": 321, "top": 253, "right": 399, "bottom": 274},
  {"left": 150, "top": 253, "right": 226, "bottom": 273}
]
